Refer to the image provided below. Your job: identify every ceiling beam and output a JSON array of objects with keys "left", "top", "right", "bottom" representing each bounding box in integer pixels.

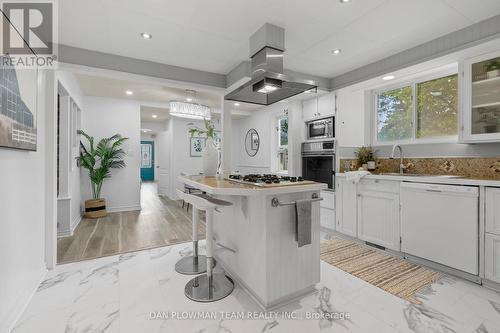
[{"left": 57, "top": 44, "right": 227, "bottom": 88}]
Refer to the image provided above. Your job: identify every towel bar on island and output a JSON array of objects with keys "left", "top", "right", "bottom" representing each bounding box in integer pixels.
[{"left": 271, "top": 193, "right": 323, "bottom": 207}]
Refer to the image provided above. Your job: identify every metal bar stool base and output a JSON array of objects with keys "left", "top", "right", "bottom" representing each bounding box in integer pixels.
[
  {"left": 184, "top": 274, "right": 234, "bottom": 302},
  {"left": 175, "top": 255, "right": 213, "bottom": 275}
]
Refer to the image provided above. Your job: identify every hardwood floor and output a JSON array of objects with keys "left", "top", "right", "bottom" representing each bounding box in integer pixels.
[{"left": 57, "top": 182, "right": 206, "bottom": 264}]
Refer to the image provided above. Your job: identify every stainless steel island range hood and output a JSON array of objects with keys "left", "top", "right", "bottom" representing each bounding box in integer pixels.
[{"left": 225, "top": 23, "right": 317, "bottom": 106}]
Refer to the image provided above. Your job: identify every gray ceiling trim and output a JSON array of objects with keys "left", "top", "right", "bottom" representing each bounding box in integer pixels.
[
  {"left": 226, "top": 60, "right": 331, "bottom": 91},
  {"left": 331, "top": 14, "right": 500, "bottom": 91},
  {"left": 226, "top": 61, "right": 251, "bottom": 88},
  {"left": 57, "top": 44, "right": 227, "bottom": 88},
  {"left": 283, "top": 68, "right": 331, "bottom": 91}
]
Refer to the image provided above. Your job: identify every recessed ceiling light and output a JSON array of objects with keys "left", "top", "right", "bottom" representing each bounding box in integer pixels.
[
  {"left": 382, "top": 75, "right": 396, "bottom": 81},
  {"left": 140, "top": 32, "right": 152, "bottom": 39},
  {"left": 339, "top": 0, "right": 351, "bottom": 3},
  {"left": 186, "top": 97, "right": 193, "bottom": 102},
  {"left": 152, "top": 114, "right": 158, "bottom": 119},
  {"left": 332, "top": 49, "right": 342, "bottom": 55},
  {"left": 234, "top": 103, "right": 240, "bottom": 107},
  {"left": 125, "top": 90, "right": 133, "bottom": 95}
]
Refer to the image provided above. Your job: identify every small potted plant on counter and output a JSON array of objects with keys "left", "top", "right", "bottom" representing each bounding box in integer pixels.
[
  {"left": 78, "top": 130, "right": 128, "bottom": 218},
  {"left": 355, "top": 146, "right": 376, "bottom": 171},
  {"left": 485, "top": 59, "right": 500, "bottom": 79}
]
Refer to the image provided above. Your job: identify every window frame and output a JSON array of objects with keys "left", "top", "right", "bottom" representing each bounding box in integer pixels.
[
  {"left": 276, "top": 114, "right": 288, "bottom": 173},
  {"left": 372, "top": 68, "right": 459, "bottom": 146}
]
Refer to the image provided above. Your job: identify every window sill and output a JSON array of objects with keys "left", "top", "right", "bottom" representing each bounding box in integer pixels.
[{"left": 373, "top": 136, "right": 458, "bottom": 146}]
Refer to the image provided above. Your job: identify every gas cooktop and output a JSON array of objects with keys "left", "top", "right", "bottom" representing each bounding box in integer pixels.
[{"left": 225, "top": 174, "right": 313, "bottom": 187}]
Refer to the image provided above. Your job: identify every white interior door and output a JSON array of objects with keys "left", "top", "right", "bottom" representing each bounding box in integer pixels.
[{"left": 157, "top": 131, "right": 170, "bottom": 196}]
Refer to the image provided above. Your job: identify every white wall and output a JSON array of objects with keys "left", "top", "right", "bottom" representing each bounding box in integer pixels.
[
  {"left": 81, "top": 97, "right": 141, "bottom": 212},
  {"left": 231, "top": 102, "right": 302, "bottom": 176},
  {"left": 168, "top": 117, "right": 205, "bottom": 198},
  {"left": 0, "top": 70, "right": 47, "bottom": 333}
]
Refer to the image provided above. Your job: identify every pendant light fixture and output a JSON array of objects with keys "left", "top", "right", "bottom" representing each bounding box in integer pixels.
[{"left": 169, "top": 90, "right": 211, "bottom": 120}]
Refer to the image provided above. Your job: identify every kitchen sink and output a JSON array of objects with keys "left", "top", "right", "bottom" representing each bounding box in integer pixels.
[{"left": 379, "top": 173, "right": 462, "bottom": 178}]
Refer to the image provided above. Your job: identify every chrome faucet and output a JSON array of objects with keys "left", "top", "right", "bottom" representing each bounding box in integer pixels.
[{"left": 390, "top": 144, "right": 407, "bottom": 175}]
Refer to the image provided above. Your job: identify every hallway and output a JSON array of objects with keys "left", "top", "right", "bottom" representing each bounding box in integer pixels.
[{"left": 57, "top": 182, "right": 206, "bottom": 264}]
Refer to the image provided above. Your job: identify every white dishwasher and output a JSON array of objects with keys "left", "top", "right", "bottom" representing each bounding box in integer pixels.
[{"left": 400, "top": 182, "right": 479, "bottom": 275}]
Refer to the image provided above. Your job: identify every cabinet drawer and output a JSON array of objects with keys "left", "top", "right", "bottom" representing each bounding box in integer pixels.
[
  {"left": 358, "top": 179, "right": 399, "bottom": 194},
  {"left": 485, "top": 233, "right": 500, "bottom": 283},
  {"left": 320, "top": 190, "right": 335, "bottom": 210},
  {"left": 320, "top": 207, "right": 335, "bottom": 230},
  {"left": 486, "top": 187, "right": 500, "bottom": 235}
]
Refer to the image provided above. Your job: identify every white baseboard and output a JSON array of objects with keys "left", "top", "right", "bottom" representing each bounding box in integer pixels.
[
  {"left": 107, "top": 204, "right": 141, "bottom": 213},
  {"left": 57, "top": 214, "right": 82, "bottom": 238},
  {"left": 4, "top": 267, "right": 47, "bottom": 333},
  {"left": 57, "top": 229, "right": 72, "bottom": 238}
]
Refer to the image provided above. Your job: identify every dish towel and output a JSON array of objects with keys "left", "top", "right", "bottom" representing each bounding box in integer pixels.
[
  {"left": 345, "top": 171, "right": 371, "bottom": 184},
  {"left": 295, "top": 199, "right": 312, "bottom": 247}
]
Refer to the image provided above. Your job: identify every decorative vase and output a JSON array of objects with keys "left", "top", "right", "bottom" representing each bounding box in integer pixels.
[
  {"left": 85, "top": 198, "right": 107, "bottom": 218},
  {"left": 202, "top": 137, "right": 218, "bottom": 176},
  {"left": 367, "top": 161, "right": 376, "bottom": 170},
  {"left": 487, "top": 69, "right": 500, "bottom": 79}
]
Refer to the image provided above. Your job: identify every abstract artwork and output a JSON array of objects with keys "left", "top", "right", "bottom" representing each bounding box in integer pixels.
[
  {"left": 190, "top": 137, "right": 205, "bottom": 157},
  {"left": 0, "top": 56, "right": 38, "bottom": 151}
]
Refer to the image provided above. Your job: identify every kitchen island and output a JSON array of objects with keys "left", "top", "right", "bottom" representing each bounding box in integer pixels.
[{"left": 179, "top": 175, "right": 327, "bottom": 309}]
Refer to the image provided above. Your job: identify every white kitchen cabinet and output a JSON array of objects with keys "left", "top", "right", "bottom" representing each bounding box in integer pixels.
[
  {"left": 335, "top": 178, "right": 357, "bottom": 237},
  {"left": 320, "top": 190, "right": 335, "bottom": 210},
  {"left": 486, "top": 187, "right": 500, "bottom": 235},
  {"left": 357, "top": 189, "right": 400, "bottom": 251},
  {"left": 461, "top": 49, "right": 500, "bottom": 143},
  {"left": 336, "top": 87, "right": 365, "bottom": 147},
  {"left": 318, "top": 93, "right": 335, "bottom": 117},
  {"left": 320, "top": 207, "right": 336, "bottom": 230},
  {"left": 485, "top": 233, "right": 500, "bottom": 283},
  {"left": 302, "top": 93, "right": 335, "bottom": 121},
  {"left": 302, "top": 98, "right": 318, "bottom": 121}
]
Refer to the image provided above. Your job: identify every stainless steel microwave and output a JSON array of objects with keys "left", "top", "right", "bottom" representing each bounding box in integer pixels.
[{"left": 306, "top": 117, "right": 334, "bottom": 140}]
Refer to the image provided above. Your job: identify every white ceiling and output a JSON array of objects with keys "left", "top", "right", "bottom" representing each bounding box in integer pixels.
[
  {"left": 59, "top": 0, "right": 500, "bottom": 78},
  {"left": 75, "top": 73, "right": 222, "bottom": 106},
  {"left": 75, "top": 73, "right": 262, "bottom": 119},
  {"left": 140, "top": 106, "right": 169, "bottom": 123}
]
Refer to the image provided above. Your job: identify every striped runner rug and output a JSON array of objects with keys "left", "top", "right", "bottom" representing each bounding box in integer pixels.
[{"left": 320, "top": 236, "right": 443, "bottom": 304}]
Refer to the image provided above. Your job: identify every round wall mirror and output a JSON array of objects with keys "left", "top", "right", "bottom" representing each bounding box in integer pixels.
[{"left": 245, "top": 129, "right": 259, "bottom": 157}]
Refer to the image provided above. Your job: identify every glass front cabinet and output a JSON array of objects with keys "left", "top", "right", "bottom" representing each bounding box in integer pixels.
[{"left": 462, "top": 50, "right": 500, "bottom": 142}]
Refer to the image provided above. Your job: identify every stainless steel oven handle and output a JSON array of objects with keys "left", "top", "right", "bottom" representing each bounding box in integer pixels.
[{"left": 301, "top": 154, "right": 335, "bottom": 157}]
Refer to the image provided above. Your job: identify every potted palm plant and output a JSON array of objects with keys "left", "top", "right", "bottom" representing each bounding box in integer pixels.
[{"left": 78, "top": 130, "right": 128, "bottom": 218}]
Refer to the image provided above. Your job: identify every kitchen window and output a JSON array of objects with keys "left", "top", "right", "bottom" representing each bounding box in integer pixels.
[
  {"left": 374, "top": 73, "right": 458, "bottom": 144},
  {"left": 277, "top": 115, "right": 288, "bottom": 172}
]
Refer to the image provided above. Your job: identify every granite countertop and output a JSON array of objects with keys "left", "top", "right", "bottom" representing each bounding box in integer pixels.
[
  {"left": 337, "top": 172, "right": 500, "bottom": 187},
  {"left": 179, "top": 175, "right": 327, "bottom": 196}
]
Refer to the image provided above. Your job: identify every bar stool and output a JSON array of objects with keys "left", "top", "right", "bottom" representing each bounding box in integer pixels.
[
  {"left": 176, "top": 189, "right": 234, "bottom": 302},
  {"left": 175, "top": 202, "right": 209, "bottom": 275}
]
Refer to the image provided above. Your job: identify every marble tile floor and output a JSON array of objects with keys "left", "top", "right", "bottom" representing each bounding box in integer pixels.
[{"left": 12, "top": 240, "right": 500, "bottom": 333}]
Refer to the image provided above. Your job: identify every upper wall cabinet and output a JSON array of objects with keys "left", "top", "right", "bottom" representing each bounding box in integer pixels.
[
  {"left": 336, "top": 88, "right": 366, "bottom": 147},
  {"left": 461, "top": 50, "right": 500, "bottom": 142},
  {"left": 302, "top": 93, "right": 335, "bottom": 122}
]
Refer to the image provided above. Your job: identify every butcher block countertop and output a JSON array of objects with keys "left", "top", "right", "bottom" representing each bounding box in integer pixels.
[{"left": 179, "top": 175, "right": 327, "bottom": 196}]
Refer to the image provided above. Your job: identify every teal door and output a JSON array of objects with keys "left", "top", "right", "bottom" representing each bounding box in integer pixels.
[{"left": 140, "top": 141, "right": 154, "bottom": 181}]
